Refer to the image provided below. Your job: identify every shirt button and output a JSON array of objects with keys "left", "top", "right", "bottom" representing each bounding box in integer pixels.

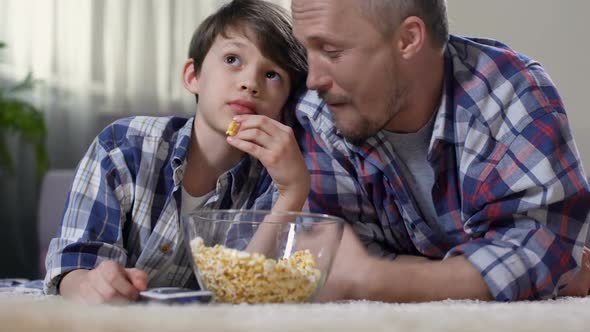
[{"left": 160, "top": 244, "right": 171, "bottom": 254}]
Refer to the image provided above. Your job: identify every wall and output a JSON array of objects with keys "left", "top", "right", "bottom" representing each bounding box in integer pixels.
[{"left": 448, "top": 0, "right": 590, "bottom": 168}]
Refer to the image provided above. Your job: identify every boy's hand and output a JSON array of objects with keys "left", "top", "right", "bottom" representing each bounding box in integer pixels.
[
  {"left": 227, "top": 115, "right": 310, "bottom": 210},
  {"left": 59, "top": 261, "right": 148, "bottom": 304}
]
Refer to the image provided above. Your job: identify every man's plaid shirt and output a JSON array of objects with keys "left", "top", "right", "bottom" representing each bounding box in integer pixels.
[{"left": 296, "top": 35, "right": 590, "bottom": 301}]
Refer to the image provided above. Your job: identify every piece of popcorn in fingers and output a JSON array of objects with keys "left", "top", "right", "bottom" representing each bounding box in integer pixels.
[{"left": 225, "top": 120, "right": 240, "bottom": 136}]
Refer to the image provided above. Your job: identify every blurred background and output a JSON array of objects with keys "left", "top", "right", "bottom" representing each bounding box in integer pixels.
[{"left": 0, "top": 0, "right": 588, "bottom": 279}]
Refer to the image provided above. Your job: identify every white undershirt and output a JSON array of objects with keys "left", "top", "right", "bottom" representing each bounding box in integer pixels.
[{"left": 180, "top": 185, "right": 213, "bottom": 216}]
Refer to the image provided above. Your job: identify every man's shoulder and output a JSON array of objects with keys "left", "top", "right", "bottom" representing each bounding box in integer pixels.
[
  {"left": 96, "top": 116, "right": 191, "bottom": 150},
  {"left": 295, "top": 90, "right": 329, "bottom": 124},
  {"left": 446, "top": 35, "right": 562, "bottom": 143},
  {"left": 295, "top": 91, "right": 353, "bottom": 157},
  {"left": 447, "top": 35, "right": 536, "bottom": 66}
]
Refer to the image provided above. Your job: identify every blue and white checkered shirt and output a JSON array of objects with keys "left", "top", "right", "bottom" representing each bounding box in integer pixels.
[
  {"left": 297, "top": 35, "right": 590, "bottom": 301},
  {"left": 44, "top": 116, "right": 276, "bottom": 294}
]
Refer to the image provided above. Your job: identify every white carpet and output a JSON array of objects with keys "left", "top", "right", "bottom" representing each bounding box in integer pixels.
[{"left": 1, "top": 296, "right": 589, "bottom": 332}]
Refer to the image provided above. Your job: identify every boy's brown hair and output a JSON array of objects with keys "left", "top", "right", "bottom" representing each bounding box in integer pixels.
[{"left": 188, "top": 0, "right": 308, "bottom": 108}]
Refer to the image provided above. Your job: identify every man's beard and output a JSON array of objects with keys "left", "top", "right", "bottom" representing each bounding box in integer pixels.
[{"left": 333, "top": 79, "right": 407, "bottom": 145}]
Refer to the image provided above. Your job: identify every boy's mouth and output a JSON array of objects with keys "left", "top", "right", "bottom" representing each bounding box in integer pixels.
[{"left": 228, "top": 100, "right": 257, "bottom": 115}]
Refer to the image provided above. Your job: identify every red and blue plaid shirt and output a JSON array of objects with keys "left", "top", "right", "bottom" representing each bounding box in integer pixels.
[{"left": 296, "top": 35, "right": 590, "bottom": 301}]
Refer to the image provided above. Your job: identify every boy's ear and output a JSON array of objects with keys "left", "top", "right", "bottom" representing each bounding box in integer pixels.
[{"left": 182, "top": 59, "right": 200, "bottom": 94}]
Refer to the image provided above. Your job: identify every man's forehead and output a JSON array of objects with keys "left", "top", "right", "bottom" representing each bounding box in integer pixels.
[
  {"left": 291, "top": 0, "right": 369, "bottom": 43},
  {"left": 292, "top": 0, "right": 363, "bottom": 25}
]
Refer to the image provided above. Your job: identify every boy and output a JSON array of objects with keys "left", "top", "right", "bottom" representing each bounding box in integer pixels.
[{"left": 44, "top": 0, "right": 308, "bottom": 304}]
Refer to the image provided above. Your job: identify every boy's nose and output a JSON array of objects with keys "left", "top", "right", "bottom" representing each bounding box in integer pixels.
[{"left": 240, "top": 83, "right": 259, "bottom": 96}]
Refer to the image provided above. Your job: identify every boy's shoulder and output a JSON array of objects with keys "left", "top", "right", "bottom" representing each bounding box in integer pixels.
[{"left": 96, "top": 115, "right": 192, "bottom": 150}]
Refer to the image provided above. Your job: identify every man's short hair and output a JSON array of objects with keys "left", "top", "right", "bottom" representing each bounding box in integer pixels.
[
  {"left": 361, "top": 0, "right": 449, "bottom": 48},
  {"left": 188, "top": 0, "right": 308, "bottom": 105}
]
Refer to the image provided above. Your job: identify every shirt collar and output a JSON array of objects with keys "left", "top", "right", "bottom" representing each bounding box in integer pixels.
[
  {"left": 170, "top": 117, "right": 194, "bottom": 187},
  {"left": 167, "top": 117, "right": 265, "bottom": 195},
  {"left": 171, "top": 117, "right": 193, "bottom": 164},
  {"left": 430, "top": 44, "right": 458, "bottom": 148}
]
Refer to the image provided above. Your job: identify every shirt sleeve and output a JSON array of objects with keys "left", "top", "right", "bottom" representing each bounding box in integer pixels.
[
  {"left": 448, "top": 111, "right": 590, "bottom": 301},
  {"left": 43, "top": 131, "right": 134, "bottom": 295},
  {"left": 295, "top": 120, "right": 400, "bottom": 258}
]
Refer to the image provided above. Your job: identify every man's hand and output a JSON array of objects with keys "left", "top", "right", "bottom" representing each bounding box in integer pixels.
[
  {"left": 559, "top": 247, "right": 590, "bottom": 297},
  {"left": 59, "top": 261, "right": 148, "bottom": 304},
  {"left": 315, "top": 224, "right": 434, "bottom": 302},
  {"left": 314, "top": 224, "right": 372, "bottom": 302}
]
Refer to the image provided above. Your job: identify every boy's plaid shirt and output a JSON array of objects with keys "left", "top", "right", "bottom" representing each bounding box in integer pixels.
[{"left": 44, "top": 116, "right": 276, "bottom": 294}]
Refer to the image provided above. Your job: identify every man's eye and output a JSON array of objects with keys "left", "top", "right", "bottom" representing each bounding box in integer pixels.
[
  {"left": 321, "top": 46, "right": 342, "bottom": 59},
  {"left": 224, "top": 55, "right": 240, "bottom": 65},
  {"left": 266, "top": 71, "right": 281, "bottom": 81},
  {"left": 325, "top": 50, "right": 342, "bottom": 59}
]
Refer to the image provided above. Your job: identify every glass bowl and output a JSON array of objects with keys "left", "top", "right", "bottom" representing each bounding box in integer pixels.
[{"left": 181, "top": 209, "right": 345, "bottom": 304}]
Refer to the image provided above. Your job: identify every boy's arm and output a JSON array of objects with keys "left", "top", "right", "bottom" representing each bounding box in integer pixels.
[
  {"left": 227, "top": 115, "right": 310, "bottom": 256},
  {"left": 43, "top": 128, "right": 139, "bottom": 299}
]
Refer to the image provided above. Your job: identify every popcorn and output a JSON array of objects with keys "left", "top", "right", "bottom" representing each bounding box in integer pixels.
[
  {"left": 225, "top": 120, "right": 240, "bottom": 136},
  {"left": 190, "top": 237, "right": 321, "bottom": 304}
]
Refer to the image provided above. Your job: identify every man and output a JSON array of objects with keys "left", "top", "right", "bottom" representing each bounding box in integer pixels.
[{"left": 291, "top": 0, "right": 590, "bottom": 302}]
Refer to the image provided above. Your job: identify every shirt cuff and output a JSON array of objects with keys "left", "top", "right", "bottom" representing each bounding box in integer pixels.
[{"left": 447, "top": 241, "right": 555, "bottom": 301}]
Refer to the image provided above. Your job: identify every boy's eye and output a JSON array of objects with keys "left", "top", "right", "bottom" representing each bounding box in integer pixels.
[
  {"left": 224, "top": 55, "right": 240, "bottom": 66},
  {"left": 265, "top": 71, "right": 281, "bottom": 81}
]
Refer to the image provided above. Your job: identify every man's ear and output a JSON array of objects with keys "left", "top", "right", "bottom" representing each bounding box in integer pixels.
[
  {"left": 182, "top": 58, "right": 200, "bottom": 94},
  {"left": 396, "top": 16, "right": 426, "bottom": 60}
]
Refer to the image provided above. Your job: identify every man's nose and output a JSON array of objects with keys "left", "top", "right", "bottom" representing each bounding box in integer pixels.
[{"left": 306, "top": 59, "right": 331, "bottom": 92}]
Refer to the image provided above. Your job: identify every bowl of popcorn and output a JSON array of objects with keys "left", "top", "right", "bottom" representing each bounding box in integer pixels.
[{"left": 182, "top": 209, "right": 344, "bottom": 304}]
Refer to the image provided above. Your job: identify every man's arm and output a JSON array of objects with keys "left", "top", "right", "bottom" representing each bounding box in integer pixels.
[
  {"left": 341, "top": 112, "right": 588, "bottom": 302},
  {"left": 362, "top": 255, "right": 492, "bottom": 302},
  {"left": 299, "top": 98, "right": 588, "bottom": 302},
  {"left": 316, "top": 225, "right": 492, "bottom": 302}
]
